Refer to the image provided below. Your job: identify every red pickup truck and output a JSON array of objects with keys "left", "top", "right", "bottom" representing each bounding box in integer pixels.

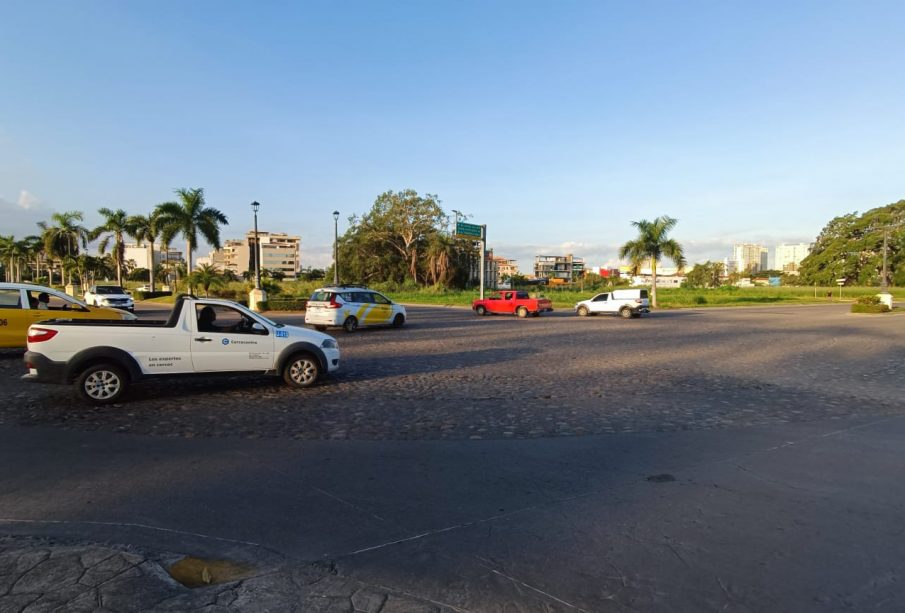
[{"left": 472, "top": 291, "right": 554, "bottom": 318}]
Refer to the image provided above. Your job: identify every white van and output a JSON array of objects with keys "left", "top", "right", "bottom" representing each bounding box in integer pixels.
[{"left": 574, "top": 289, "right": 650, "bottom": 318}]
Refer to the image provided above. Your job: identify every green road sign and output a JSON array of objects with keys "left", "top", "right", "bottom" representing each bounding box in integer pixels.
[{"left": 456, "top": 222, "right": 483, "bottom": 239}]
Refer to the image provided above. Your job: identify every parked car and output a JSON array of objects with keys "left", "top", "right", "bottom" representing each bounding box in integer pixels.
[
  {"left": 83, "top": 285, "right": 134, "bottom": 312},
  {"left": 23, "top": 295, "right": 340, "bottom": 403},
  {"left": 0, "top": 282, "right": 136, "bottom": 348},
  {"left": 574, "top": 289, "right": 650, "bottom": 319},
  {"left": 304, "top": 285, "right": 406, "bottom": 332}
]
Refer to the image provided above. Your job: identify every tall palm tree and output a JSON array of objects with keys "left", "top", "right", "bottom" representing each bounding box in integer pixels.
[
  {"left": 92, "top": 208, "right": 133, "bottom": 287},
  {"left": 128, "top": 211, "right": 162, "bottom": 291},
  {"left": 0, "top": 235, "right": 15, "bottom": 282},
  {"left": 156, "top": 188, "right": 228, "bottom": 274},
  {"left": 619, "top": 216, "right": 686, "bottom": 308},
  {"left": 39, "top": 211, "right": 91, "bottom": 286}
]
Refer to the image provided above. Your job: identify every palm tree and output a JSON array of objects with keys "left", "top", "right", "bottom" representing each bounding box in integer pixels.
[
  {"left": 0, "top": 235, "right": 14, "bottom": 282},
  {"left": 156, "top": 188, "right": 228, "bottom": 274},
  {"left": 188, "top": 263, "right": 226, "bottom": 297},
  {"left": 92, "top": 208, "right": 133, "bottom": 287},
  {"left": 39, "top": 211, "right": 91, "bottom": 286},
  {"left": 129, "top": 211, "right": 162, "bottom": 292},
  {"left": 619, "top": 216, "right": 686, "bottom": 308}
]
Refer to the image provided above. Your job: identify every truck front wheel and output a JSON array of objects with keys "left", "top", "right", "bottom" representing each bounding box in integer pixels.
[
  {"left": 475, "top": 305, "right": 487, "bottom": 316},
  {"left": 283, "top": 353, "right": 321, "bottom": 388},
  {"left": 77, "top": 362, "right": 128, "bottom": 404},
  {"left": 577, "top": 306, "right": 589, "bottom": 317},
  {"left": 517, "top": 306, "right": 528, "bottom": 318}
]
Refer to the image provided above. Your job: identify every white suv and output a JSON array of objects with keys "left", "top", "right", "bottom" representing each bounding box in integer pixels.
[
  {"left": 575, "top": 289, "right": 650, "bottom": 319},
  {"left": 83, "top": 285, "right": 135, "bottom": 312},
  {"left": 305, "top": 285, "right": 406, "bottom": 332}
]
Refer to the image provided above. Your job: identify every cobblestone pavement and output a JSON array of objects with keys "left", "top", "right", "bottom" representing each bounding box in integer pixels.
[
  {"left": 2, "top": 304, "right": 903, "bottom": 441},
  {"left": 0, "top": 536, "right": 445, "bottom": 612}
]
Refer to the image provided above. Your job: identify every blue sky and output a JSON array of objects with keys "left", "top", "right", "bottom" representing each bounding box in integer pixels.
[{"left": 2, "top": 0, "right": 904, "bottom": 272}]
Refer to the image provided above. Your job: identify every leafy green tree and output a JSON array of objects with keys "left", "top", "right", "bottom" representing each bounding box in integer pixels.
[
  {"left": 619, "top": 216, "right": 686, "bottom": 308},
  {"left": 683, "top": 261, "right": 725, "bottom": 289},
  {"left": 156, "top": 188, "right": 228, "bottom": 273},
  {"left": 799, "top": 199, "right": 905, "bottom": 286},
  {"left": 38, "top": 211, "right": 91, "bottom": 286}
]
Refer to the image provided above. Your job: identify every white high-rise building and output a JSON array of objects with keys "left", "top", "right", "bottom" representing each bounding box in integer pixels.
[
  {"left": 123, "top": 244, "right": 183, "bottom": 269},
  {"left": 201, "top": 231, "right": 301, "bottom": 278},
  {"left": 731, "top": 243, "right": 769, "bottom": 273},
  {"left": 775, "top": 243, "right": 811, "bottom": 273}
]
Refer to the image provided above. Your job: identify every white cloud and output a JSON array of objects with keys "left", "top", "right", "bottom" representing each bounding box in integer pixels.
[{"left": 17, "top": 190, "right": 41, "bottom": 210}]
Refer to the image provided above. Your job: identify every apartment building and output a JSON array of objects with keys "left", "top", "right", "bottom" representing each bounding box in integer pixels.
[
  {"left": 534, "top": 254, "right": 585, "bottom": 283},
  {"left": 730, "top": 243, "right": 769, "bottom": 273},
  {"left": 487, "top": 250, "right": 519, "bottom": 287},
  {"left": 123, "top": 244, "right": 183, "bottom": 269},
  {"left": 775, "top": 243, "right": 811, "bottom": 273},
  {"left": 201, "top": 231, "right": 301, "bottom": 278}
]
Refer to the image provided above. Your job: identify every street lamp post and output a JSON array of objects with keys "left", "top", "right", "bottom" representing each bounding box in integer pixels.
[
  {"left": 251, "top": 201, "right": 261, "bottom": 290},
  {"left": 333, "top": 211, "right": 340, "bottom": 285}
]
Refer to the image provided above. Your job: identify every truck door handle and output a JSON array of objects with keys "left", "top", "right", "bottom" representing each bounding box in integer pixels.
[{"left": 194, "top": 337, "right": 212, "bottom": 343}]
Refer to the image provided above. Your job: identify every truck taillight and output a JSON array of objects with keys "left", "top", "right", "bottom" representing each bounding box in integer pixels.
[{"left": 28, "top": 328, "right": 58, "bottom": 343}]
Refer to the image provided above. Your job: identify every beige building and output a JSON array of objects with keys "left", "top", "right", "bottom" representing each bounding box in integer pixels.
[
  {"left": 487, "top": 251, "right": 519, "bottom": 287},
  {"left": 201, "top": 231, "right": 301, "bottom": 278}
]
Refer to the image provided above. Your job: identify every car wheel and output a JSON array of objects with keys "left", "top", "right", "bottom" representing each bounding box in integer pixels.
[
  {"left": 577, "top": 306, "right": 589, "bottom": 317},
  {"left": 282, "top": 353, "right": 320, "bottom": 388},
  {"left": 620, "top": 307, "right": 633, "bottom": 319},
  {"left": 392, "top": 314, "right": 405, "bottom": 328},
  {"left": 77, "top": 363, "right": 128, "bottom": 404},
  {"left": 475, "top": 305, "right": 487, "bottom": 316},
  {"left": 343, "top": 316, "right": 358, "bottom": 333},
  {"left": 517, "top": 306, "right": 528, "bottom": 318}
]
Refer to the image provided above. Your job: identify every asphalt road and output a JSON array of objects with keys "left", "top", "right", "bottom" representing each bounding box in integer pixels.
[{"left": 2, "top": 303, "right": 904, "bottom": 611}]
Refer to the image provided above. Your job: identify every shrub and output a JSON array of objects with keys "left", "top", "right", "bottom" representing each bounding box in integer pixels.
[
  {"left": 693, "top": 295, "right": 708, "bottom": 305},
  {"left": 851, "top": 303, "right": 890, "bottom": 314},
  {"left": 134, "top": 290, "right": 172, "bottom": 300},
  {"left": 854, "top": 295, "right": 881, "bottom": 305},
  {"left": 257, "top": 298, "right": 308, "bottom": 311}
]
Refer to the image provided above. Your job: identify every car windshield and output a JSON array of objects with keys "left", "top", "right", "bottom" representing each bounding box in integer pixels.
[{"left": 95, "top": 286, "right": 126, "bottom": 295}]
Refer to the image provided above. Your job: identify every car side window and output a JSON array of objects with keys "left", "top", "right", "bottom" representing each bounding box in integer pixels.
[
  {"left": 593, "top": 294, "right": 608, "bottom": 302},
  {"left": 341, "top": 292, "right": 356, "bottom": 303},
  {"left": 371, "top": 293, "right": 390, "bottom": 305},
  {"left": 196, "top": 304, "right": 265, "bottom": 335},
  {"left": 0, "top": 289, "right": 22, "bottom": 309},
  {"left": 504, "top": 292, "right": 513, "bottom": 300}
]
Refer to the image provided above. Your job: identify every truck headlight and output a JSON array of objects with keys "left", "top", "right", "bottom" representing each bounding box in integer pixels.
[{"left": 321, "top": 339, "right": 338, "bottom": 349}]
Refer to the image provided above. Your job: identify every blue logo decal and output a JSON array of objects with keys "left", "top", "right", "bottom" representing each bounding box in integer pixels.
[
  {"left": 221, "top": 338, "right": 230, "bottom": 345},
  {"left": 275, "top": 330, "right": 288, "bottom": 338}
]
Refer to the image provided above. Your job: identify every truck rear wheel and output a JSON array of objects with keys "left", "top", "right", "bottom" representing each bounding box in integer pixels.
[
  {"left": 475, "top": 305, "right": 487, "bottom": 316},
  {"left": 517, "top": 306, "right": 528, "bottom": 318},
  {"left": 77, "top": 362, "right": 128, "bottom": 404},
  {"left": 620, "top": 307, "right": 633, "bottom": 319},
  {"left": 282, "top": 353, "right": 320, "bottom": 388}
]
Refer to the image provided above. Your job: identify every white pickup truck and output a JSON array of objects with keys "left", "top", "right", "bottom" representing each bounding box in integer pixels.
[
  {"left": 574, "top": 289, "right": 651, "bottom": 318},
  {"left": 23, "top": 295, "right": 340, "bottom": 404}
]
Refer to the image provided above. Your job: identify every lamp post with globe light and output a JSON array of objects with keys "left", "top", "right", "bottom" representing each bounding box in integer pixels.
[{"left": 248, "top": 201, "right": 267, "bottom": 311}]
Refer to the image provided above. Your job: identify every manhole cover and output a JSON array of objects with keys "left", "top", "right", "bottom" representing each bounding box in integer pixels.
[{"left": 167, "top": 556, "right": 255, "bottom": 588}]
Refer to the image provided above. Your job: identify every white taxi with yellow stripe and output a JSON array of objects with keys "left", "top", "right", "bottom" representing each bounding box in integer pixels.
[{"left": 304, "top": 285, "right": 406, "bottom": 333}]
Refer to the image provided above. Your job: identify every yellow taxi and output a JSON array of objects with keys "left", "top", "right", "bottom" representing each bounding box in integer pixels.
[{"left": 0, "top": 283, "right": 137, "bottom": 348}]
